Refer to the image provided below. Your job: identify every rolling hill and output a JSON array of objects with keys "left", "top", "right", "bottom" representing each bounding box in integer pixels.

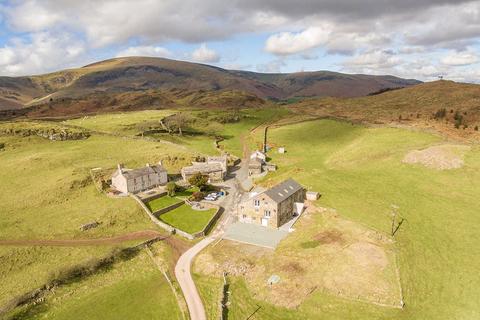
[
  {"left": 290, "top": 80, "right": 480, "bottom": 139},
  {"left": 0, "top": 56, "right": 420, "bottom": 112}
]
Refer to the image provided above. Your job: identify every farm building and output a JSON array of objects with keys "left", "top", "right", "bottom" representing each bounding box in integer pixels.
[
  {"left": 237, "top": 178, "right": 305, "bottom": 228},
  {"left": 111, "top": 162, "right": 168, "bottom": 194},
  {"left": 249, "top": 150, "right": 266, "bottom": 176},
  {"left": 181, "top": 155, "right": 228, "bottom": 183},
  {"left": 306, "top": 191, "right": 320, "bottom": 200}
]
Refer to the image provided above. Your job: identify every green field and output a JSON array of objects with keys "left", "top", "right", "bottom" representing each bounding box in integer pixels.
[
  {"left": 159, "top": 204, "right": 217, "bottom": 234},
  {"left": 146, "top": 196, "right": 183, "bottom": 212},
  {"left": 195, "top": 119, "right": 480, "bottom": 319},
  {"left": 7, "top": 243, "right": 183, "bottom": 320},
  {"left": 0, "top": 124, "right": 195, "bottom": 310},
  {"left": 64, "top": 110, "right": 175, "bottom": 136}
]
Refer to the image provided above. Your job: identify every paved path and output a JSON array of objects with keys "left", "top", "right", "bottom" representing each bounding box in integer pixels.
[
  {"left": 0, "top": 230, "right": 164, "bottom": 246},
  {"left": 175, "top": 153, "right": 247, "bottom": 320}
]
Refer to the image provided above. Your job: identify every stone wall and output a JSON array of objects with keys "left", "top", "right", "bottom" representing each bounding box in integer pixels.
[{"left": 153, "top": 201, "right": 185, "bottom": 216}]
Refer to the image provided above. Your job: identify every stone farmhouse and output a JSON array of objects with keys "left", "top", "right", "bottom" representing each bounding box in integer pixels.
[
  {"left": 238, "top": 178, "right": 305, "bottom": 228},
  {"left": 112, "top": 162, "right": 168, "bottom": 194},
  {"left": 181, "top": 155, "right": 228, "bottom": 183}
]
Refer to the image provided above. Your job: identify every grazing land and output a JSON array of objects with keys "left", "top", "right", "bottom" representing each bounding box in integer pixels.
[
  {"left": 194, "top": 119, "right": 480, "bottom": 319},
  {"left": 0, "top": 122, "right": 195, "bottom": 311},
  {"left": 159, "top": 204, "right": 217, "bottom": 234},
  {"left": 6, "top": 242, "right": 183, "bottom": 320}
]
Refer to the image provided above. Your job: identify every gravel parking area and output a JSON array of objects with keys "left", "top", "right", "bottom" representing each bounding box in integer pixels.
[{"left": 223, "top": 222, "right": 288, "bottom": 249}]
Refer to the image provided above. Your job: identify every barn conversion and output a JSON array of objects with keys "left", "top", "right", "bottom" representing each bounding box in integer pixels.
[{"left": 237, "top": 178, "right": 305, "bottom": 228}]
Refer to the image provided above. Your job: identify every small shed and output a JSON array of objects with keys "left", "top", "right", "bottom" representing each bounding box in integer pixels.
[
  {"left": 306, "top": 191, "right": 320, "bottom": 201},
  {"left": 278, "top": 147, "right": 285, "bottom": 154}
]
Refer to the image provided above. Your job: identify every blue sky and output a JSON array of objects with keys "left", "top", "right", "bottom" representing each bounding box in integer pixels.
[{"left": 0, "top": 0, "right": 479, "bottom": 82}]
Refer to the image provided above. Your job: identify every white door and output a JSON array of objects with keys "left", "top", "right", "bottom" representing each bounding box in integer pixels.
[{"left": 261, "top": 218, "right": 269, "bottom": 227}]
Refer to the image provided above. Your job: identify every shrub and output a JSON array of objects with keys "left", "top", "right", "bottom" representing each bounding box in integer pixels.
[
  {"left": 474, "top": 126, "right": 478, "bottom": 131},
  {"left": 190, "top": 191, "right": 205, "bottom": 202},
  {"left": 0, "top": 142, "right": 4, "bottom": 150},
  {"left": 166, "top": 181, "right": 177, "bottom": 196},
  {"left": 188, "top": 172, "right": 208, "bottom": 188},
  {"left": 434, "top": 108, "right": 447, "bottom": 119}
]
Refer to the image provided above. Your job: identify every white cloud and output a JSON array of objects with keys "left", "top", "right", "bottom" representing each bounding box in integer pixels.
[
  {"left": 441, "top": 50, "right": 479, "bottom": 66},
  {"left": 344, "top": 50, "right": 402, "bottom": 70},
  {"left": 0, "top": 32, "right": 86, "bottom": 76},
  {"left": 4, "top": 0, "right": 62, "bottom": 32},
  {"left": 265, "top": 26, "right": 330, "bottom": 55},
  {"left": 191, "top": 43, "right": 220, "bottom": 63},
  {"left": 116, "top": 46, "right": 172, "bottom": 58}
]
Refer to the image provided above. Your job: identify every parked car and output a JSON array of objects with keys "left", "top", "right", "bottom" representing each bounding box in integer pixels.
[{"left": 204, "top": 193, "right": 218, "bottom": 201}]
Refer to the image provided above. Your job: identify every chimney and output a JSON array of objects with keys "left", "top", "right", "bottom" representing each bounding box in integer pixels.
[{"left": 117, "top": 163, "right": 124, "bottom": 173}]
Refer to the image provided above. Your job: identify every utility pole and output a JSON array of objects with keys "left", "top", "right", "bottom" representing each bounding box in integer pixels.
[{"left": 391, "top": 205, "right": 399, "bottom": 237}]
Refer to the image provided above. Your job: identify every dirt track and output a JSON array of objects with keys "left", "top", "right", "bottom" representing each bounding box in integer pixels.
[{"left": 0, "top": 230, "right": 165, "bottom": 247}]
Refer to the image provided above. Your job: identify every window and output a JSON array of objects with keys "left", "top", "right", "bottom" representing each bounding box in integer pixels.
[
  {"left": 264, "top": 210, "right": 271, "bottom": 217},
  {"left": 254, "top": 199, "right": 260, "bottom": 207},
  {"left": 242, "top": 214, "right": 246, "bottom": 219}
]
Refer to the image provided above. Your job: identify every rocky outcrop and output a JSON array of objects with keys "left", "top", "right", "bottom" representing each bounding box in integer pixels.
[{"left": 0, "top": 124, "right": 90, "bottom": 141}]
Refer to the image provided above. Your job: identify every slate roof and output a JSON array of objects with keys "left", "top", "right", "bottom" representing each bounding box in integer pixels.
[
  {"left": 114, "top": 164, "right": 166, "bottom": 180},
  {"left": 181, "top": 162, "right": 223, "bottom": 175},
  {"left": 263, "top": 178, "right": 303, "bottom": 203}
]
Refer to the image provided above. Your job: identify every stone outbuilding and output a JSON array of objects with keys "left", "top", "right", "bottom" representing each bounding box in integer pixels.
[
  {"left": 306, "top": 191, "right": 320, "bottom": 200},
  {"left": 237, "top": 178, "right": 305, "bottom": 228},
  {"left": 249, "top": 150, "right": 266, "bottom": 176},
  {"left": 111, "top": 161, "right": 168, "bottom": 194},
  {"left": 181, "top": 155, "right": 228, "bottom": 183}
]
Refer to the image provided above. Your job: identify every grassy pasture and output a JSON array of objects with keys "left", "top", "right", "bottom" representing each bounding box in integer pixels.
[
  {"left": 195, "top": 119, "right": 480, "bottom": 319},
  {"left": 0, "top": 127, "right": 194, "bottom": 309},
  {"left": 64, "top": 110, "right": 175, "bottom": 136},
  {"left": 7, "top": 243, "right": 182, "bottom": 320},
  {"left": 64, "top": 107, "right": 292, "bottom": 157},
  {"left": 261, "top": 119, "right": 480, "bottom": 319},
  {"left": 159, "top": 204, "right": 217, "bottom": 234}
]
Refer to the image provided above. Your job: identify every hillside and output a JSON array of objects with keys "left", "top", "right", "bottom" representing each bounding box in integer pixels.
[
  {"left": 0, "top": 56, "right": 420, "bottom": 112},
  {"left": 290, "top": 80, "right": 480, "bottom": 139}
]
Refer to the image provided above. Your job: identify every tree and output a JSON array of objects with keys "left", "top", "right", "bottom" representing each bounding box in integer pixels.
[
  {"left": 190, "top": 191, "right": 205, "bottom": 202},
  {"left": 188, "top": 172, "right": 208, "bottom": 188},
  {"left": 166, "top": 182, "right": 177, "bottom": 196}
]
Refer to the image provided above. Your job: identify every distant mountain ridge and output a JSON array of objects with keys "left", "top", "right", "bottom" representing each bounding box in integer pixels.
[{"left": 0, "top": 56, "right": 420, "bottom": 111}]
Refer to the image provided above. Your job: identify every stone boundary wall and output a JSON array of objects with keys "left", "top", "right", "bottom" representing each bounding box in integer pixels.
[
  {"left": 192, "top": 205, "right": 223, "bottom": 238},
  {"left": 130, "top": 195, "right": 175, "bottom": 233},
  {"left": 141, "top": 191, "right": 167, "bottom": 203},
  {"left": 132, "top": 195, "right": 223, "bottom": 240},
  {"left": 153, "top": 201, "right": 185, "bottom": 216},
  {"left": 0, "top": 236, "right": 164, "bottom": 316}
]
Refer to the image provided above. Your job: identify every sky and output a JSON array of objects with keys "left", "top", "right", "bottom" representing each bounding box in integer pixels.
[{"left": 0, "top": 0, "right": 479, "bottom": 82}]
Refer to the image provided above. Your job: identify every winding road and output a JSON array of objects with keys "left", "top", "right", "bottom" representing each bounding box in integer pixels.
[{"left": 175, "top": 151, "right": 248, "bottom": 320}]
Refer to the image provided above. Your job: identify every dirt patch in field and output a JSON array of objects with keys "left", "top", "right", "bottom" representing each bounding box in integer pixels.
[
  {"left": 196, "top": 205, "right": 402, "bottom": 309},
  {"left": 403, "top": 144, "right": 470, "bottom": 170}
]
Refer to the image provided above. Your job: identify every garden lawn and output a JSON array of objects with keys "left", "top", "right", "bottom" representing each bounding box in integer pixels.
[
  {"left": 159, "top": 204, "right": 217, "bottom": 234},
  {"left": 146, "top": 196, "right": 183, "bottom": 212}
]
